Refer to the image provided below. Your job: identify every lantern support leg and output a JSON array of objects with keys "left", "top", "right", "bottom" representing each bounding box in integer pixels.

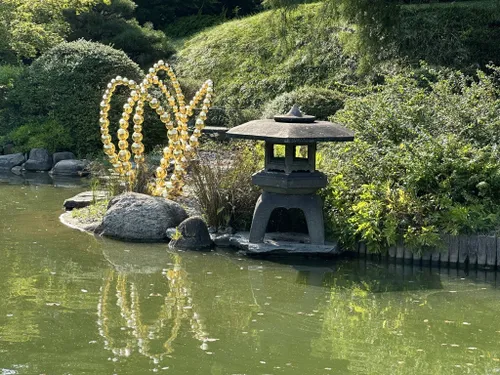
[{"left": 249, "top": 192, "right": 325, "bottom": 245}]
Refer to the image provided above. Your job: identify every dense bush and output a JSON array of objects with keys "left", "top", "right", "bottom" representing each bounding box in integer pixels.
[
  {"left": 321, "top": 67, "right": 500, "bottom": 252},
  {"left": 0, "top": 65, "right": 23, "bottom": 137},
  {"left": 65, "top": 0, "right": 175, "bottom": 67},
  {"left": 8, "top": 120, "right": 73, "bottom": 154},
  {"left": 6, "top": 41, "right": 149, "bottom": 157},
  {"left": 262, "top": 86, "right": 344, "bottom": 120}
]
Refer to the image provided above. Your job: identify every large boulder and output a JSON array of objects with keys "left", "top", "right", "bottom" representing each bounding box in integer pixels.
[
  {"left": 24, "top": 148, "right": 52, "bottom": 171},
  {"left": 169, "top": 216, "right": 213, "bottom": 250},
  {"left": 53, "top": 151, "right": 75, "bottom": 165},
  {"left": 96, "top": 193, "right": 188, "bottom": 242},
  {"left": 51, "top": 159, "right": 89, "bottom": 176},
  {"left": 0, "top": 153, "right": 25, "bottom": 170}
]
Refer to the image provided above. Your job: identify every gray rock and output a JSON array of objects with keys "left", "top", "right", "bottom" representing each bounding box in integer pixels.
[
  {"left": 169, "top": 216, "right": 213, "bottom": 250},
  {"left": 166, "top": 227, "right": 177, "bottom": 239},
  {"left": 10, "top": 166, "right": 23, "bottom": 176},
  {"left": 0, "top": 153, "right": 25, "bottom": 170},
  {"left": 212, "top": 233, "right": 232, "bottom": 247},
  {"left": 51, "top": 159, "right": 89, "bottom": 176},
  {"left": 64, "top": 190, "right": 110, "bottom": 211},
  {"left": 96, "top": 192, "right": 188, "bottom": 242},
  {"left": 53, "top": 151, "right": 75, "bottom": 165},
  {"left": 24, "top": 148, "right": 52, "bottom": 171}
]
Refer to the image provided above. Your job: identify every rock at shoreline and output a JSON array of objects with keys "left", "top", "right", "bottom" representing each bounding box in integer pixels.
[
  {"left": 24, "top": 148, "right": 52, "bottom": 171},
  {"left": 64, "top": 191, "right": 109, "bottom": 211},
  {"left": 52, "top": 160, "right": 89, "bottom": 176},
  {"left": 0, "top": 153, "right": 25, "bottom": 170},
  {"left": 10, "top": 166, "right": 23, "bottom": 176},
  {"left": 169, "top": 216, "right": 213, "bottom": 250},
  {"left": 95, "top": 192, "right": 188, "bottom": 242},
  {"left": 53, "top": 152, "right": 75, "bottom": 165}
]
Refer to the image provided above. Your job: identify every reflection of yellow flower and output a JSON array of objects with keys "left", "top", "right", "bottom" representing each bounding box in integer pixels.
[
  {"left": 97, "top": 255, "right": 209, "bottom": 363},
  {"left": 99, "top": 60, "right": 214, "bottom": 198}
]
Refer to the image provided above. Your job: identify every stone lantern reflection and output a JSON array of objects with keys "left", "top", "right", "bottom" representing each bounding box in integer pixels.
[{"left": 227, "top": 105, "right": 354, "bottom": 246}]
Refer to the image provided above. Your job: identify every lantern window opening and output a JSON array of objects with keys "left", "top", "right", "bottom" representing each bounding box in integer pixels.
[
  {"left": 271, "top": 144, "right": 286, "bottom": 161},
  {"left": 293, "top": 145, "right": 309, "bottom": 161}
]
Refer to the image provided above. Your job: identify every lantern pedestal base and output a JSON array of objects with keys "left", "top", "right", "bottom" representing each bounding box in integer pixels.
[
  {"left": 249, "top": 191, "right": 325, "bottom": 245},
  {"left": 228, "top": 232, "right": 339, "bottom": 255}
]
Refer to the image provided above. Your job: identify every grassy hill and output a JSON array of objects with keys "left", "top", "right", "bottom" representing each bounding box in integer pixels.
[{"left": 176, "top": 1, "right": 500, "bottom": 124}]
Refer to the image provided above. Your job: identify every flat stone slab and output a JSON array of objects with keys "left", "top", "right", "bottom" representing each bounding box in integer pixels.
[
  {"left": 63, "top": 191, "right": 110, "bottom": 211},
  {"left": 228, "top": 232, "right": 340, "bottom": 255}
]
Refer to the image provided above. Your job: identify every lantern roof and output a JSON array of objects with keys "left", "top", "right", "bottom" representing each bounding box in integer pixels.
[{"left": 226, "top": 105, "right": 354, "bottom": 144}]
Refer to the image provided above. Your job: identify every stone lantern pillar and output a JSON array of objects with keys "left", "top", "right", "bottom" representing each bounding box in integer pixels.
[{"left": 227, "top": 105, "right": 354, "bottom": 246}]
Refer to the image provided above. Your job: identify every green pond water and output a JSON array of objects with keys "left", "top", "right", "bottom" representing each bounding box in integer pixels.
[{"left": 1, "top": 181, "right": 500, "bottom": 375}]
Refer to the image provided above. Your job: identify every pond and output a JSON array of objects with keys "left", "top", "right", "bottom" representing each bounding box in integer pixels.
[{"left": 1, "top": 180, "right": 500, "bottom": 375}]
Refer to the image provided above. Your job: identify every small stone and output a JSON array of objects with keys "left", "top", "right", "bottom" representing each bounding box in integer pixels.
[
  {"left": 10, "top": 166, "right": 22, "bottom": 175},
  {"left": 63, "top": 191, "right": 109, "bottom": 211},
  {"left": 169, "top": 216, "right": 213, "bottom": 250}
]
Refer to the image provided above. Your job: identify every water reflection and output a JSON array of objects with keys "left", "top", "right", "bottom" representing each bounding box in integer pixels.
[
  {"left": 97, "top": 246, "right": 211, "bottom": 368},
  {"left": 2, "top": 183, "right": 500, "bottom": 375},
  {"left": 0, "top": 171, "right": 88, "bottom": 188}
]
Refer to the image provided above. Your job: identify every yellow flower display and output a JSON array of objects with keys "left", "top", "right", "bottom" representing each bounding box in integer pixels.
[{"left": 99, "top": 60, "right": 213, "bottom": 198}]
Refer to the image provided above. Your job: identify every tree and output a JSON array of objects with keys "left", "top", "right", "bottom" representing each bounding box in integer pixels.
[
  {"left": 65, "top": 0, "right": 174, "bottom": 67},
  {"left": 0, "top": 0, "right": 108, "bottom": 63}
]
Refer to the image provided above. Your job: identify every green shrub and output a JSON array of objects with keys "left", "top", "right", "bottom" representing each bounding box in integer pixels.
[
  {"left": 7, "top": 41, "right": 148, "bottom": 157},
  {"left": 0, "top": 65, "right": 24, "bottom": 136},
  {"left": 66, "top": 0, "right": 175, "bottom": 68},
  {"left": 8, "top": 119, "right": 73, "bottom": 154},
  {"left": 322, "top": 67, "right": 500, "bottom": 253},
  {"left": 262, "top": 86, "right": 344, "bottom": 120}
]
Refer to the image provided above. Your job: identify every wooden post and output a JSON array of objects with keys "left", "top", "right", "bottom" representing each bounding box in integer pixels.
[
  {"left": 403, "top": 246, "right": 413, "bottom": 264},
  {"left": 458, "top": 235, "right": 470, "bottom": 268},
  {"left": 396, "top": 244, "right": 405, "bottom": 263},
  {"left": 421, "top": 251, "right": 431, "bottom": 266},
  {"left": 388, "top": 246, "right": 397, "bottom": 261},
  {"left": 448, "top": 235, "right": 459, "bottom": 266},
  {"left": 482, "top": 235, "right": 497, "bottom": 269},
  {"left": 467, "top": 236, "right": 478, "bottom": 268}
]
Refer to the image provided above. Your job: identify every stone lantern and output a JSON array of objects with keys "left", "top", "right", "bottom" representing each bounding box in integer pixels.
[{"left": 227, "top": 105, "right": 354, "bottom": 246}]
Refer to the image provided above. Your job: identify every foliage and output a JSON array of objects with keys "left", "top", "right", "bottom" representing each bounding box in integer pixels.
[
  {"left": 71, "top": 199, "right": 108, "bottom": 224},
  {"left": 396, "top": 2, "right": 500, "bottom": 71},
  {"left": 262, "top": 86, "right": 344, "bottom": 120},
  {"left": 7, "top": 119, "right": 73, "bottom": 154},
  {"left": 177, "top": 4, "right": 355, "bottom": 122},
  {"left": 189, "top": 159, "right": 227, "bottom": 229},
  {"left": 189, "top": 142, "right": 262, "bottom": 230},
  {"left": 0, "top": 65, "right": 24, "bottom": 136},
  {"left": 65, "top": 0, "right": 175, "bottom": 67},
  {"left": 322, "top": 67, "right": 500, "bottom": 252},
  {"left": 7, "top": 41, "right": 145, "bottom": 157},
  {"left": 134, "top": 0, "right": 261, "bottom": 29},
  {"left": 0, "top": 0, "right": 108, "bottom": 62},
  {"left": 320, "top": 0, "right": 400, "bottom": 72},
  {"left": 164, "top": 15, "right": 226, "bottom": 39}
]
